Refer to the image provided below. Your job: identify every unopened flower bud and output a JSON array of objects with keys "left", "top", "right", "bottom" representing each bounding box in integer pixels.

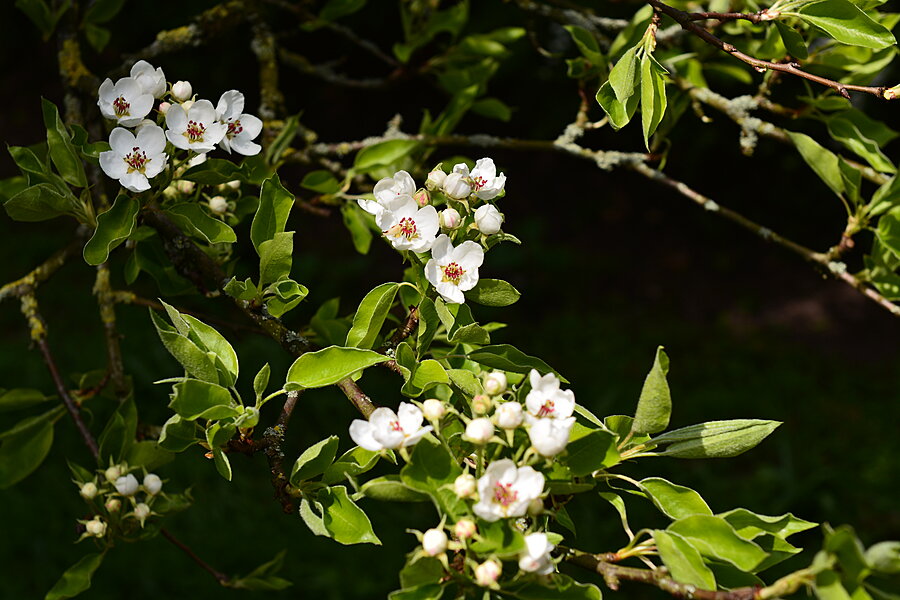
[
  {"left": 454, "top": 519, "right": 477, "bottom": 540},
  {"left": 208, "top": 195, "right": 228, "bottom": 215},
  {"left": 181, "top": 99, "right": 194, "bottom": 112},
  {"left": 115, "top": 474, "right": 139, "bottom": 496},
  {"left": 439, "top": 208, "right": 461, "bottom": 230},
  {"left": 474, "top": 204, "right": 504, "bottom": 235},
  {"left": 79, "top": 482, "right": 98, "bottom": 500},
  {"left": 86, "top": 517, "right": 107, "bottom": 538},
  {"left": 464, "top": 418, "right": 494, "bottom": 444},
  {"left": 422, "top": 528, "right": 448, "bottom": 556},
  {"left": 163, "top": 184, "right": 179, "bottom": 199},
  {"left": 158, "top": 101, "right": 171, "bottom": 115},
  {"left": 414, "top": 189, "right": 431, "bottom": 207},
  {"left": 454, "top": 473, "right": 477, "bottom": 498},
  {"left": 226, "top": 179, "right": 241, "bottom": 190},
  {"left": 494, "top": 402, "right": 524, "bottom": 430},
  {"left": 422, "top": 399, "right": 446, "bottom": 421},
  {"left": 443, "top": 172, "right": 472, "bottom": 199},
  {"left": 172, "top": 80, "right": 193, "bottom": 102},
  {"left": 471, "top": 394, "right": 492, "bottom": 415},
  {"left": 426, "top": 168, "right": 447, "bottom": 191},
  {"left": 143, "top": 473, "right": 163, "bottom": 496},
  {"left": 134, "top": 502, "right": 151, "bottom": 524},
  {"left": 475, "top": 559, "right": 501, "bottom": 587},
  {"left": 483, "top": 371, "right": 507, "bottom": 396},
  {"left": 528, "top": 497, "right": 544, "bottom": 516},
  {"left": 105, "top": 465, "right": 122, "bottom": 483},
  {"left": 105, "top": 498, "right": 121, "bottom": 513},
  {"left": 175, "top": 180, "right": 195, "bottom": 195}
]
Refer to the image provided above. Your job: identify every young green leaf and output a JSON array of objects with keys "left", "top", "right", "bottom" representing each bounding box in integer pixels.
[
  {"left": 181, "top": 158, "right": 243, "bottom": 185},
  {"left": 631, "top": 346, "right": 671, "bottom": 435},
  {"left": 774, "top": 22, "right": 809, "bottom": 59},
  {"left": 45, "top": 552, "right": 105, "bottom": 600},
  {"left": 640, "top": 53, "right": 668, "bottom": 150},
  {"left": 565, "top": 430, "right": 618, "bottom": 476},
  {"left": 468, "top": 344, "right": 567, "bottom": 382},
  {"left": 213, "top": 446, "right": 232, "bottom": 481},
  {"left": 0, "top": 388, "right": 51, "bottom": 412},
  {"left": 718, "top": 508, "right": 817, "bottom": 540},
  {"left": 164, "top": 203, "right": 238, "bottom": 244},
  {"left": 641, "top": 477, "right": 713, "bottom": 520},
  {"left": 609, "top": 45, "right": 639, "bottom": 101},
  {"left": 290, "top": 436, "right": 340, "bottom": 485},
  {"left": 251, "top": 174, "right": 294, "bottom": 253},
  {"left": 301, "top": 170, "right": 342, "bottom": 194},
  {"left": 400, "top": 439, "right": 467, "bottom": 520},
  {"left": 258, "top": 231, "right": 294, "bottom": 287},
  {"left": 359, "top": 475, "right": 431, "bottom": 502},
  {"left": 658, "top": 420, "right": 781, "bottom": 459},
  {"left": 321, "top": 446, "right": 381, "bottom": 485},
  {"left": 3, "top": 183, "right": 72, "bottom": 222},
  {"left": 317, "top": 485, "right": 381, "bottom": 545},
  {"left": 465, "top": 279, "right": 521, "bottom": 307},
  {"left": 564, "top": 25, "right": 604, "bottom": 65},
  {"left": 346, "top": 283, "right": 400, "bottom": 349},
  {"left": 168, "top": 379, "right": 239, "bottom": 421},
  {"left": 0, "top": 420, "right": 53, "bottom": 489},
  {"left": 354, "top": 140, "right": 419, "bottom": 171},
  {"left": 83, "top": 195, "right": 139, "bottom": 265},
  {"left": 42, "top": 98, "right": 87, "bottom": 188},
  {"left": 786, "top": 0, "right": 895, "bottom": 50},
  {"left": 341, "top": 202, "right": 373, "bottom": 255},
  {"left": 668, "top": 515, "right": 769, "bottom": 571},
  {"left": 596, "top": 80, "right": 639, "bottom": 131},
  {"left": 285, "top": 346, "right": 389, "bottom": 390},
  {"left": 654, "top": 530, "right": 717, "bottom": 590}
]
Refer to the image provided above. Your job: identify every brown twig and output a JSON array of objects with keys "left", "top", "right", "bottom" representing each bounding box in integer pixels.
[
  {"left": 0, "top": 235, "right": 85, "bottom": 303},
  {"left": 161, "top": 528, "right": 230, "bottom": 585},
  {"left": 94, "top": 264, "right": 127, "bottom": 396},
  {"left": 687, "top": 11, "right": 768, "bottom": 23},
  {"left": 649, "top": 0, "right": 889, "bottom": 100}
]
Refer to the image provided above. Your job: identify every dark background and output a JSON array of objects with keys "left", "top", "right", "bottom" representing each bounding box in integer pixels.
[{"left": 1, "top": 1, "right": 898, "bottom": 598}]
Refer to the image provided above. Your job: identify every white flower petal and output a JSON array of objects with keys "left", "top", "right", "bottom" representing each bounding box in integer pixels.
[
  {"left": 136, "top": 124, "right": 166, "bottom": 156},
  {"left": 143, "top": 154, "right": 168, "bottom": 179},
  {"left": 216, "top": 90, "right": 244, "bottom": 120},
  {"left": 109, "top": 127, "right": 136, "bottom": 155},
  {"left": 436, "top": 281, "right": 464, "bottom": 304},
  {"left": 165, "top": 103, "right": 187, "bottom": 133},
  {"left": 229, "top": 137, "right": 261, "bottom": 156},
  {"left": 120, "top": 171, "right": 150, "bottom": 193},
  {"left": 239, "top": 113, "right": 263, "bottom": 138},
  {"left": 349, "top": 420, "right": 382, "bottom": 451},
  {"left": 430, "top": 234, "right": 452, "bottom": 262},
  {"left": 188, "top": 99, "right": 217, "bottom": 125},
  {"left": 204, "top": 122, "right": 228, "bottom": 146},
  {"left": 99, "top": 150, "right": 126, "bottom": 179},
  {"left": 398, "top": 402, "right": 424, "bottom": 433},
  {"left": 98, "top": 78, "right": 115, "bottom": 102},
  {"left": 453, "top": 241, "right": 484, "bottom": 270},
  {"left": 166, "top": 129, "right": 190, "bottom": 151}
]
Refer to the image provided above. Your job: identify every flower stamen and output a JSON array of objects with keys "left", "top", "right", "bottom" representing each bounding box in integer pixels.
[
  {"left": 226, "top": 119, "right": 243, "bottom": 139},
  {"left": 113, "top": 96, "right": 130, "bottom": 117},
  {"left": 123, "top": 146, "right": 150, "bottom": 173},
  {"left": 441, "top": 262, "right": 464, "bottom": 284},
  {"left": 493, "top": 482, "right": 518, "bottom": 508},
  {"left": 386, "top": 217, "right": 419, "bottom": 240},
  {"left": 537, "top": 400, "right": 555, "bottom": 417},
  {"left": 185, "top": 120, "right": 206, "bottom": 143}
]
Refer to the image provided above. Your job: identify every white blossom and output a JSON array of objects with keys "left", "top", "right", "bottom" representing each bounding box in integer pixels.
[
  {"left": 143, "top": 473, "right": 163, "bottom": 496},
  {"left": 98, "top": 77, "right": 154, "bottom": 126},
  {"left": 104, "top": 465, "right": 122, "bottom": 482},
  {"left": 439, "top": 208, "right": 461, "bottom": 230},
  {"left": 379, "top": 196, "right": 439, "bottom": 253},
  {"left": 470, "top": 157, "right": 506, "bottom": 200},
  {"left": 475, "top": 560, "right": 502, "bottom": 587},
  {"left": 130, "top": 60, "right": 166, "bottom": 98},
  {"left": 495, "top": 402, "right": 524, "bottom": 430},
  {"left": 208, "top": 196, "right": 228, "bottom": 215},
  {"left": 474, "top": 204, "right": 504, "bottom": 235},
  {"left": 165, "top": 99, "right": 227, "bottom": 153},
  {"left": 473, "top": 459, "right": 544, "bottom": 521},
  {"left": 85, "top": 518, "right": 107, "bottom": 538},
  {"left": 79, "top": 482, "right": 98, "bottom": 500},
  {"left": 483, "top": 371, "right": 507, "bottom": 395},
  {"left": 99, "top": 125, "right": 168, "bottom": 193},
  {"left": 443, "top": 169, "right": 472, "bottom": 200},
  {"left": 464, "top": 418, "right": 494, "bottom": 444},
  {"left": 422, "top": 399, "right": 446, "bottom": 421},
  {"left": 528, "top": 416, "right": 575, "bottom": 457},
  {"left": 425, "top": 168, "right": 447, "bottom": 191},
  {"left": 114, "top": 474, "right": 139, "bottom": 496},
  {"left": 349, "top": 402, "right": 432, "bottom": 451},
  {"left": 171, "top": 80, "right": 193, "bottom": 102},
  {"left": 134, "top": 502, "right": 151, "bottom": 526},
  {"left": 424, "top": 234, "right": 484, "bottom": 304},
  {"left": 359, "top": 170, "right": 416, "bottom": 220},
  {"left": 519, "top": 532, "right": 555, "bottom": 575},
  {"left": 215, "top": 90, "right": 263, "bottom": 156},
  {"left": 524, "top": 370, "right": 576, "bottom": 424},
  {"left": 422, "top": 528, "right": 448, "bottom": 556}
]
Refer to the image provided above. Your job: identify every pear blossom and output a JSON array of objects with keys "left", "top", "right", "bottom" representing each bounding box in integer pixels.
[
  {"left": 349, "top": 402, "right": 432, "bottom": 451},
  {"left": 134, "top": 502, "right": 151, "bottom": 527},
  {"left": 165, "top": 99, "right": 227, "bottom": 153},
  {"left": 115, "top": 474, "right": 139, "bottom": 496},
  {"left": 426, "top": 168, "right": 447, "bottom": 191},
  {"left": 85, "top": 517, "right": 107, "bottom": 538},
  {"left": 422, "top": 528, "right": 448, "bottom": 556},
  {"left": 79, "top": 482, "right": 98, "bottom": 500},
  {"left": 424, "top": 235, "right": 484, "bottom": 304},
  {"left": 98, "top": 77, "right": 154, "bottom": 126},
  {"left": 105, "top": 498, "right": 121, "bottom": 513},
  {"left": 379, "top": 196, "right": 440, "bottom": 252},
  {"left": 455, "top": 519, "right": 477, "bottom": 540},
  {"left": 528, "top": 416, "right": 575, "bottom": 457},
  {"left": 172, "top": 80, "right": 193, "bottom": 102},
  {"left": 519, "top": 533, "right": 555, "bottom": 575},
  {"left": 495, "top": 402, "right": 524, "bottom": 430},
  {"left": 104, "top": 465, "right": 122, "bottom": 482},
  {"left": 422, "top": 399, "right": 446, "bottom": 421},
  {"left": 453, "top": 473, "right": 477, "bottom": 498},
  {"left": 100, "top": 126, "right": 168, "bottom": 193},
  {"left": 439, "top": 208, "right": 461, "bottom": 230},
  {"left": 359, "top": 170, "right": 416, "bottom": 220},
  {"left": 483, "top": 371, "right": 507, "bottom": 395},
  {"left": 130, "top": 60, "right": 166, "bottom": 98},
  {"left": 215, "top": 90, "right": 263, "bottom": 156},
  {"left": 475, "top": 559, "right": 502, "bottom": 587},
  {"left": 465, "top": 418, "right": 494, "bottom": 444},
  {"left": 474, "top": 204, "right": 504, "bottom": 235},
  {"left": 469, "top": 158, "right": 507, "bottom": 200},
  {"left": 443, "top": 169, "right": 472, "bottom": 200},
  {"left": 473, "top": 459, "right": 544, "bottom": 521},
  {"left": 524, "top": 370, "right": 575, "bottom": 424},
  {"left": 471, "top": 394, "right": 492, "bottom": 415},
  {"left": 143, "top": 473, "right": 163, "bottom": 495},
  {"left": 209, "top": 196, "right": 228, "bottom": 215},
  {"left": 158, "top": 101, "right": 171, "bottom": 115}
]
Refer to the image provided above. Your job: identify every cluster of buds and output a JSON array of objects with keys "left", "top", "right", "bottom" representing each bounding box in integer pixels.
[
  {"left": 97, "top": 59, "right": 262, "bottom": 193},
  {"left": 73, "top": 462, "right": 168, "bottom": 543}
]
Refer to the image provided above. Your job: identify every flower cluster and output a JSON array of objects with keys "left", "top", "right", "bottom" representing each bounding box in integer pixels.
[
  {"left": 358, "top": 158, "right": 508, "bottom": 304},
  {"left": 73, "top": 462, "right": 170, "bottom": 543},
  {"left": 97, "top": 60, "right": 262, "bottom": 193}
]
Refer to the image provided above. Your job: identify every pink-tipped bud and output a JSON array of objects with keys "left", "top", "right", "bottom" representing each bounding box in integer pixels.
[
  {"left": 483, "top": 371, "right": 507, "bottom": 395},
  {"left": 175, "top": 180, "right": 195, "bottom": 195},
  {"left": 414, "top": 189, "right": 431, "bottom": 207},
  {"left": 454, "top": 519, "right": 477, "bottom": 540},
  {"left": 105, "top": 498, "right": 121, "bottom": 513},
  {"left": 422, "top": 528, "right": 448, "bottom": 556},
  {"left": 472, "top": 394, "right": 492, "bottom": 415},
  {"left": 422, "top": 399, "right": 446, "bottom": 421},
  {"left": 439, "top": 208, "right": 461, "bottom": 230},
  {"left": 453, "top": 473, "right": 477, "bottom": 499},
  {"left": 158, "top": 101, "right": 171, "bottom": 115},
  {"left": 475, "top": 559, "right": 501, "bottom": 587}
]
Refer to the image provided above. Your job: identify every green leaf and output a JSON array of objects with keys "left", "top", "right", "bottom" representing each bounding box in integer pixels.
[
  {"left": 597, "top": 80, "right": 639, "bottom": 130},
  {"left": 657, "top": 420, "right": 781, "bottom": 458},
  {"left": 787, "top": 0, "right": 895, "bottom": 49},
  {"left": 181, "top": 158, "right": 243, "bottom": 185},
  {"left": 265, "top": 278, "right": 309, "bottom": 318},
  {"left": 718, "top": 508, "right": 817, "bottom": 540},
  {"left": 317, "top": 485, "right": 381, "bottom": 545},
  {"left": 164, "top": 203, "right": 237, "bottom": 244},
  {"left": 83, "top": 0, "right": 124, "bottom": 23},
  {"left": 600, "top": 492, "right": 633, "bottom": 538},
  {"left": 631, "top": 346, "right": 671, "bottom": 435},
  {"left": 505, "top": 574, "right": 603, "bottom": 599},
  {"left": 254, "top": 363, "right": 271, "bottom": 403},
  {"left": 258, "top": 231, "right": 294, "bottom": 286},
  {"left": 465, "top": 279, "right": 521, "bottom": 307},
  {"left": 168, "top": 379, "right": 239, "bottom": 421},
  {"left": 775, "top": 22, "right": 809, "bottom": 59},
  {"left": 0, "top": 420, "right": 54, "bottom": 488},
  {"left": 4, "top": 183, "right": 72, "bottom": 222},
  {"left": 251, "top": 174, "right": 294, "bottom": 253},
  {"left": 641, "top": 477, "right": 713, "bottom": 520},
  {"left": 0, "top": 405, "right": 64, "bottom": 441},
  {"left": 876, "top": 206, "right": 900, "bottom": 259},
  {"left": 354, "top": 140, "right": 420, "bottom": 172},
  {"left": 654, "top": 530, "right": 717, "bottom": 590},
  {"left": 285, "top": 346, "right": 389, "bottom": 390},
  {"left": 177, "top": 310, "right": 240, "bottom": 386},
  {"left": 785, "top": 131, "right": 845, "bottom": 197},
  {"left": 865, "top": 541, "right": 900, "bottom": 575},
  {"left": 84, "top": 23, "right": 110, "bottom": 52},
  {"left": 213, "top": 446, "right": 232, "bottom": 481},
  {"left": 341, "top": 203, "right": 373, "bottom": 254},
  {"left": 319, "top": 0, "right": 366, "bottom": 21},
  {"left": 565, "top": 430, "right": 618, "bottom": 476},
  {"left": 400, "top": 439, "right": 467, "bottom": 519},
  {"left": 97, "top": 398, "right": 136, "bottom": 462},
  {"left": 322, "top": 446, "right": 381, "bottom": 485},
  {"left": 472, "top": 98, "right": 512, "bottom": 122},
  {"left": 470, "top": 519, "right": 527, "bottom": 558},
  {"left": 227, "top": 550, "right": 293, "bottom": 591},
  {"left": 640, "top": 53, "right": 667, "bottom": 150},
  {"left": 149, "top": 310, "right": 218, "bottom": 384},
  {"left": 416, "top": 297, "right": 439, "bottom": 358},
  {"left": 125, "top": 441, "right": 174, "bottom": 471},
  {"left": 402, "top": 359, "right": 450, "bottom": 397},
  {"left": 564, "top": 25, "right": 604, "bottom": 64},
  {"left": 400, "top": 557, "right": 444, "bottom": 589},
  {"left": 266, "top": 114, "right": 300, "bottom": 165},
  {"left": 45, "top": 552, "right": 105, "bottom": 600},
  {"left": 158, "top": 414, "right": 198, "bottom": 452},
  {"left": 668, "top": 515, "right": 768, "bottom": 571},
  {"left": 447, "top": 368, "right": 483, "bottom": 396},
  {"left": 360, "top": 474, "right": 431, "bottom": 502},
  {"left": 468, "top": 345, "right": 567, "bottom": 382},
  {"left": 290, "top": 436, "right": 340, "bottom": 485},
  {"left": 83, "top": 195, "right": 139, "bottom": 265},
  {"left": 301, "top": 170, "right": 341, "bottom": 194},
  {"left": 609, "top": 45, "right": 639, "bottom": 101},
  {"left": 0, "top": 388, "right": 51, "bottom": 412},
  {"left": 815, "top": 571, "right": 852, "bottom": 600},
  {"left": 827, "top": 111, "right": 897, "bottom": 174},
  {"left": 346, "top": 283, "right": 400, "bottom": 349},
  {"left": 16, "top": 0, "right": 59, "bottom": 36},
  {"left": 42, "top": 99, "right": 87, "bottom": 188}
]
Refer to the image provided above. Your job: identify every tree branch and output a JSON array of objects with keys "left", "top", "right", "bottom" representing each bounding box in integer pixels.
[
  {"left": 160, "top": 528, "right": 230, "bottom": 585},
  {"left": 93, "top": 264, "right": 127, "bottom": 396},
  {"left": 0, "top": 234, "right": 85, "bottom": 303}
]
